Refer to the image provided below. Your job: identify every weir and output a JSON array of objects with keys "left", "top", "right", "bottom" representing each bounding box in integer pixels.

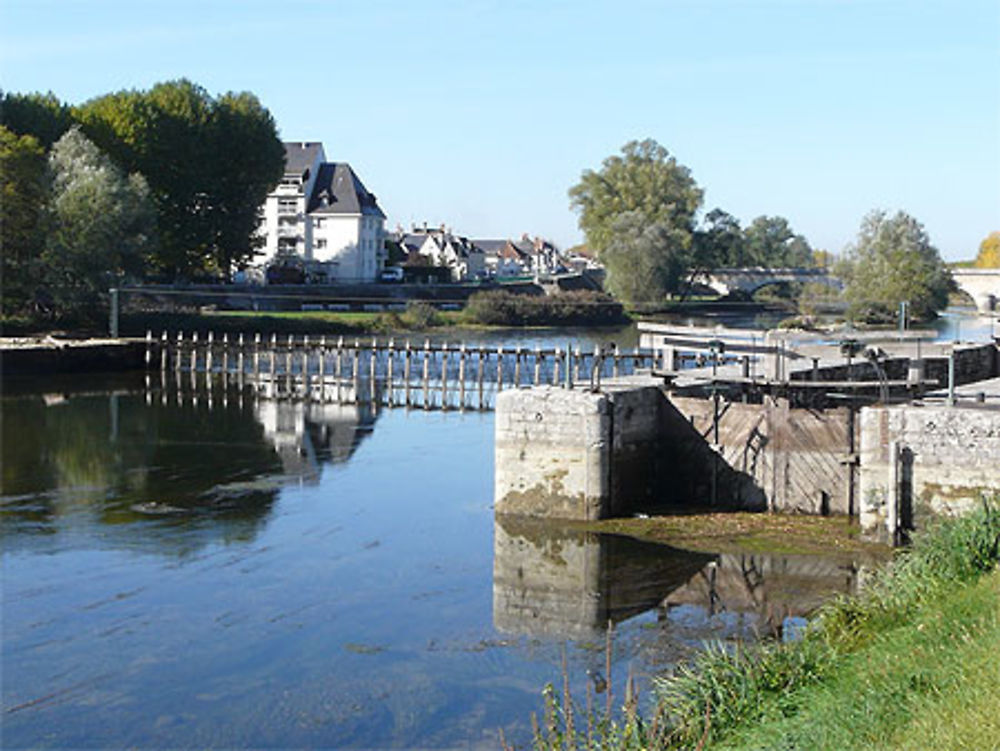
[{"left": 494, "top": 324, "right": 1000, "bottom": 543}]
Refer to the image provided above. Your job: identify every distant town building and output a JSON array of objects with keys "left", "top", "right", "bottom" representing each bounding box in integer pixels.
[{"left": 256, "top": 142, "right": 386, "bottom": 282}]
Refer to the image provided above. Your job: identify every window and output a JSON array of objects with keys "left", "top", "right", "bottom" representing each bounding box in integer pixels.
[
  {"left": 314, "top": 218, "right": 325, "bottom": 229},
  {"left": 316, "top": 239, "right": 327, "bottom": 249}
]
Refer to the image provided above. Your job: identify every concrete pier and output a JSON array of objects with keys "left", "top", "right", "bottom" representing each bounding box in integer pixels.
[{"left": 494, "top": 386, "right": 672, "bottom": 520}]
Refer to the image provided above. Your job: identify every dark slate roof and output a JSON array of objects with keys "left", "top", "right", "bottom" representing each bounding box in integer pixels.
[
  {"left": 284, "top": 142, "right": 324, "bottom": 176},
  {"left": 307, "top": 162, "right": 386, "bottom": 218},
  {"left": 473, "top": 239, "right": 509, "bottom": 255}
]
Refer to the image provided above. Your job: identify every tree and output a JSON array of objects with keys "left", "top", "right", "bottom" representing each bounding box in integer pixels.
[
  {"left": 0, "top": 126, "right": 48, "bottom": 315},
  {"left": 974, "top": 231, "right": 1000, "bottom": 268},
  {"left": 0, "top": 90, "right": 74, "bottom": 149},
  {"left": 837, "top": 210, "right": 952, "bottom": 322},
  {"left": 599, "top": 211, "right": 690, "bottom": 303},
  {"left": 42, "top": 127, "right": 157, "bottom": 316},
  {"left": 694, "top": 208, "right": 747, "bottom": 268},
  {"left": 73, "top": 79, "right": 284, "bottom": 277},
  {"left": 568, "top": 139, "right": 703, "bottom": 255},
  {"left": 742, "top": 215, "right": 814, "bottom": 267}
]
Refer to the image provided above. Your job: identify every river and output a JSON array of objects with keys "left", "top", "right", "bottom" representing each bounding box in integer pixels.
[{"left": 2, "top": 310, "right": 992, "bottom": 748}]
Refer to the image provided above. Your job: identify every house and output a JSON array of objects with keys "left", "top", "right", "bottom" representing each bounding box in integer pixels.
[
  {"left": 392, "top": 226, "right": 486, "bottom": 282},
  {"left": 256, "top": 142, "right": 386, "bottom": 282}
]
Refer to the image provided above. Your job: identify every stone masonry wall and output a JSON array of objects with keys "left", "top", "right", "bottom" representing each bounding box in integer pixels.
[{"left": 859, "top": 405, "right": 1000, "bottom": 542}]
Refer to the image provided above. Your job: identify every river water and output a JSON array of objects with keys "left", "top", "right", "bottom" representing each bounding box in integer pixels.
[{"left": 2, "top": 312, "right": 991, "bottom": 748}]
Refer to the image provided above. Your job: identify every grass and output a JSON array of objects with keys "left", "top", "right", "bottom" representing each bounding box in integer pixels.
[
  {"left": 654, "top": 498, "right": 1000, "bottom": 750},
  {"left": 522, "top": 499, "right": 1000, "bottom": 750}
]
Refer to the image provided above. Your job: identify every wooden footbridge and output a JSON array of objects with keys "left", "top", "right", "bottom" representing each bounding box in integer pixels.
[{"left": 146, "top": 330, "right": 659, "bottom": 411}]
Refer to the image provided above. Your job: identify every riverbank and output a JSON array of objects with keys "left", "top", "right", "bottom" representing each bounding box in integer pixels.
[{"left": 527, "top": 501, "right": 1000, "bottom": 750}]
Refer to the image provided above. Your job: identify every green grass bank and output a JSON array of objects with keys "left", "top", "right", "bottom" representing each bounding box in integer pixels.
[{"left": 521, "top": 500, "right": 1000, "bottom": 750}]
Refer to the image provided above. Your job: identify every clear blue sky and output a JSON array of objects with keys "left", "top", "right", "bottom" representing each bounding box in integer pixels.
[{"left": 2, "top": 0, "right": 998, "bottom": 260}]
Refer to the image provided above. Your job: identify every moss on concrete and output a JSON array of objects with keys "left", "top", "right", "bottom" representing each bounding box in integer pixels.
[{"left": 580, "top": 511, "right": 890, "bottom": 560}]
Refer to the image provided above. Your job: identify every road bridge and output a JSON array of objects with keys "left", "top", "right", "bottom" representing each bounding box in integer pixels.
[
  {"left": 951, "top": 269, "right": 1000, "bottom": 312},
  {"left": 697, "top": 267, "right": 842, "bottom": 297}
]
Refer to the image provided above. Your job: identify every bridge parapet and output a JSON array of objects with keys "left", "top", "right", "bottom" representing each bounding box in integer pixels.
[
  {"left": 951, "top": 269, "right": 1000, "bottom": 312},
  {"left": 698, "top": 267, "right": 842, "bottom": 296}
]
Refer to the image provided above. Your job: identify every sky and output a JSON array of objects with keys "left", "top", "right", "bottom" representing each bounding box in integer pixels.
[{"left": 2, "top": 0, "right": 998, "bottom": 261}]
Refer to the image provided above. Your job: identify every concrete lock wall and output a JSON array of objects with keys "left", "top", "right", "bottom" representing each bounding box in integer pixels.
[
  {"left": 494, "top": 385, "right": 669, "bottom": 520},
  {"left": 859, "top": 405, "right": 1000, "bottom": 543},
  {"left": 495, "top": 385, "right": 855, "bottom": 519}
]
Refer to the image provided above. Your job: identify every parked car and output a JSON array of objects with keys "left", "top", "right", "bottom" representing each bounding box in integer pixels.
[{"left": 379, "top": 267, "right": 404, "bottom": 283}]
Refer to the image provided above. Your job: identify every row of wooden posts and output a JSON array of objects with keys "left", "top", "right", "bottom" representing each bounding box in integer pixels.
[{"left": 145, "top": 331, "right": 660, "bottom": 409}]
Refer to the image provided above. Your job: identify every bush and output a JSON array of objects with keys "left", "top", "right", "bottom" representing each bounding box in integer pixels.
[
  {"left": 402, "top": 300, "right": 440, "bottom": 328},
  {"left": 463, "top": 290, "right": 625, "bottom": 327}
]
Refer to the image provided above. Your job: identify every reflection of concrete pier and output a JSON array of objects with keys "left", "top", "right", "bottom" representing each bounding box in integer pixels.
[{"left": 492, "top": 515, "right": 711, "bottom": 638}]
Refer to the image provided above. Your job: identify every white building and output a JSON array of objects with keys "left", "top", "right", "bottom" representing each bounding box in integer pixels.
[{"left": 257, "top": 142, "right": 386, "bottom": 282}]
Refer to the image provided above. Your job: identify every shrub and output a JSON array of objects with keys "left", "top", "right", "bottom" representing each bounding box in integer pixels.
[
  {"left": 402, "top": 300, "right": 441, "bottom": 328},
  {"left": 463, "top": 290, "right": 625, "bottom": 327}
]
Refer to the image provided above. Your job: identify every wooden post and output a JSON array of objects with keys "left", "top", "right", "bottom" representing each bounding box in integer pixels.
[
  {"left": 477, "top": 347, "right": 485, "bottom": 409},
  {"left": 353, "top": 339, "right": 361, "bottom": 396},
  {"left": 191, "top": 331, "right": 200, "bottom": 372},
  {"left": 553, "top": 346, "right": 561, "bottom": 385},
  {"left": 303, "top": 335, "right": 311, "bottom": 399},
  {"left": 206, "top": 331, "right": 214, "bottom": 373},
  {"left": 441, "top": 343, "right": 449, "bottom": 408},
  {"left": 145, "top": 330, "right": 153, "bottom": 369},
  {"left": 422, "top": 338, "right": 431, "bottom": 409},
  {"left": 514, "top": 346, "right": 522, "bottom": 386},
  {"left": 175, "top": 331, "right": 184, "bottom": 372},
  {"left": 269, "top": 334, "right": 277, "bottom": 378},
  {"left": 369, "top": 337, "right": 377, "bottom": 405},
  {"left": 496, "top": 346, "right": 504, "bottom": 392},
  {"left": 285, "top": 334, "right": 294, "bottom": 379},
  {"left": 387, "top": 338, "right": 395, "bottom": 406},
  {"left": 160, "top": 331, "right": 168, "bottom": 371},
  {"left": 613, "top": 344, "right": 620, "bottom": 378},
  {"left": 404, "top": 340, "right": 412, "bottom": 406},
  {"left": 318, "top": 336, "right": 327, "bottom": 395},
  {"left": 459, "top": 342, "right": 467, "bottom": 408},
  {"left": 335, "top": 336, "right": 343, "bottom": 402},
  {"left": 574, "top": 345, "right": 582, "bottom": 383},
  {"left": 534, "top": 346, "right": 542, "bottom": 385}
]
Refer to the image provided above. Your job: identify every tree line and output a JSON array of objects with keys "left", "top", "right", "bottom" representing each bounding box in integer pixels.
[
  {"left": 1, "top": 81, "right": 285, "bottom": 320},
  {"left": 568, "top": 139, "right": 962, "bottom": 321}
]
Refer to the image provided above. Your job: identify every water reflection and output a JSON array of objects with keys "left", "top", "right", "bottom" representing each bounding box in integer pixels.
[
  {"left": 493, "top": 515, "right": 712, "bottom": 638},
  {"left": 494, "top": 515, "right": 864, "bottom": 644},
  {"left": 0, "top": 373, "right": 379, "bottom": 556}
]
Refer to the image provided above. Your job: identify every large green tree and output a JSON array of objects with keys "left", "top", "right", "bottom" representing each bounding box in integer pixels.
[
  {"left": 569, "top": 139, "right": 703, "bottom": 255},
  {"left": 42, "top": 127, "right": 157, "bottom": 315},
  {"left": 0, "top": 126, "right": 48, "bottom": 315},
  {"left": 837, "top": 210, "right": 952, "bottom": 322},
  {"left": 694, "top": 208, "right": 746, "bottom": 268},
  {"left": 742, "top": 215, "right": 814, "bottom": 267},
  {"left": 600, "top": 211, "right": 691, "bottom": 303},
  {"left": 73, "top": 79, "right": 284, "bottom": 277},
  {"left": 0, "top": 90, "right": 74, "bottom": 149}
]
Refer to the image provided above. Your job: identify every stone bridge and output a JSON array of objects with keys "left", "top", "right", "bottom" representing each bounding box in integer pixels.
[
  {"left": 698, "top": 267, "right": 842, "bottom": 297},
  {"left": 951, "top": 269, "right": 1000, "bottom": 312}
]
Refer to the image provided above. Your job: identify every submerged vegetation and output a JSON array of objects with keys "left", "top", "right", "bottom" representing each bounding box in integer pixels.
[{"left": 521, "top": 499, "right": 1000, "bottom": 750}]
